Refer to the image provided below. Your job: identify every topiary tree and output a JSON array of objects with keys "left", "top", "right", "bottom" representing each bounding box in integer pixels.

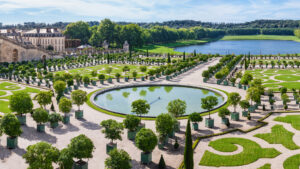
[
  {"left": 32, "top": 108, "right": 49, "bottom": 132},
  {"left": 135, "top": 128, "right": 158, "bottom": 164},
  {"left": 155, "top": 113, "right": 174, "bottom": 145},
  {"left": 246, "top": 87, "right": 261, "bottom": 107},
  {"left": 201, "top": 96, "right": 218, "bottom": 119},
  {"left": 34, "top": 91, "right": 53, "bottom": 110},
  {"left": 218, "top": 108, "right": 231, "bottom": 126},
  {"left": 167, "top": 99, "right": 187, "bottom": 118},
  {"left": 240, "top": 100, "right": 250, "bottom": 116},
  {"left": 10, "top": 91, "right": 33, "bottom": 125},
  {"left": 184, "top": 120, "right": 193, "bottom": 169},
  {"left": 101, "top": 119, "right": 124, "bottom": 144},
  {"left": 1, "top": 113, "right": 22, "bottom": 149},
  {"left": 49, "top": 112, "right": 62, "bottom": 129},
  {"left": 228, "top": 92, "right": 241, "bottom": 113},
  {"left": 188, "top": 112, "right": 203, "bottom": 130},
  {"left": 131, "top": 99, "right": 150, "bottom": 118},
  {"left": 59, "top": 97, "right": 72, "bottom": 124},
  {"left": 123, "top": 115, "right": 140, "bottom": 140},
  {"left": 158, "top": 155, "right": 166, "bottom": 169},
  {"left": 54, "top": 80, "right": 66, "bottom": 101},
  {"left": 71, "top": 90, "right": 87, "bottom": 119},
  {"left": 58, "top": 148, "right": 74, "bottom": 169},
  {"left": 23, "top": 142, "right": 59, "bottom": 169},
  {"left": 105, "top": 149, "right": 131, "bottom": 169},
  {"left": 68, "top": 134, "right": 94, "bottom": 167}
]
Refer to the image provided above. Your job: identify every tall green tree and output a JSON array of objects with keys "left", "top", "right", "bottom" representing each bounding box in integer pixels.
[
  {"left": 184, "top": 120, "right": 193, "bottom": 169},
  {"left": 64, "top": 21, "right": 91, "bottom": 44}
]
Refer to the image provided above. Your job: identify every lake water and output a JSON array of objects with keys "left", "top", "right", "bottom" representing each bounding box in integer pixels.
[
  {"left": 93, "top": 86, "right": 225, "bottom": 117},
  {"left": 174, "top": 40, "right": 300, "bottom": 55}
]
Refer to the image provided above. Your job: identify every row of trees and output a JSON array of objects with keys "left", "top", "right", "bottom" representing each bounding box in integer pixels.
[{"left": 64, "top": 19, "right": 225, "bottom": 48}]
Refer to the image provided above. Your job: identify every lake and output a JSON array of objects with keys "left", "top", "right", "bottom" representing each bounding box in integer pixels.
[{"left": 174, "top": 40, "right": 300, "bottom": 55}]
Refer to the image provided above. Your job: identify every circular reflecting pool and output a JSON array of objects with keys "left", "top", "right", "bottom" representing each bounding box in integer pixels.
[{"left": 92, "top": 85, "right": 226, "bottom": 117}]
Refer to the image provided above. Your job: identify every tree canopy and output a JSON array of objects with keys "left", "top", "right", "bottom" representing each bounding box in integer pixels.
[
  {"left": 167, "top": 99, "right": 187, "bottom": 118},
  {"left": 10, "top": 92, "right": 33, "bottom": 115}
]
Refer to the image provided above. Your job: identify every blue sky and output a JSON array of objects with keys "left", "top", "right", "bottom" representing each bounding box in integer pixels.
[{"left": 1, "top": 0, "right": 300, "bottom": 24}]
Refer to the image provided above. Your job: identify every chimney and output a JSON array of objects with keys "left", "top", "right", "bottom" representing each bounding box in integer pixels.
[
  {"left": 46, "top": 28, "right": 51, "bottom": 33},
  {"left": 37, "top": 28, "right": 40, "bottom": 34},
  {"left": 54, "top": 28, "right": 58, "bottom": 32}
]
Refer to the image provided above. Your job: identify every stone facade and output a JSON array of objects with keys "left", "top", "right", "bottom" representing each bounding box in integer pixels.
[
  {"left": 0, "top": 35, "right": 49, "bottom": 63},
  {"left": 22, "top": 28, "right": 65, "bottom": 52}
]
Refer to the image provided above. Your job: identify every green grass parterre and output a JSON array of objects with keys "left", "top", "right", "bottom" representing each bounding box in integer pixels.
[
  {"left": 55, "top": 64, "right": 158, "bottom": 80},
  {"left": 254, "top": 125, "right": 300, "bottom": 150},
  {"left": 199, "top": 137, "right": 280, "bottom": 167},
  {"left": 283, "top": 154, "right": 300, "bottom": 169},
  {"left": 0, "top": 82, "right": 41, "bottom": 113},
  {"left": 246, "top": 69, "right": 300, "bottom": 91}
]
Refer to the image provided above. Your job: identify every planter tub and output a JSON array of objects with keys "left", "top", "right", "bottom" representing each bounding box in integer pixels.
[
  {"left": 141, "top": 152, "right": 152, "bottom": 164},
  {"left": 205, "top": 118, "right": 214, "bottom": 128},
  {"left": 74, "top": 85, "right": 78, "bottom": 90},
  {"left": 106, "top": 143, "right": 117, "bottom": 154},
  {"left": 127, "top": 131, "right": 137, "bottom": 140},
  {"left": 231, "top": 112, "right": 239, "bottom": 121},
  {"left": 223, "top": 80, "right": 228, "bottom": 86},
  {"left": 7, "top": 137, "right": 17, "bottom": 149},
  {"left": 137, "top": 123, "right": 145, "bottom": 131},
  {"left": 63, "top": 116, "right": 70, "bottom": 124},
  {"left": 248, "top": 106, "right": 256, "bottom": 113},
  {"left": 166, "top": 76, "right": 170, "bottom": 80},
  {"left": 242, "top": 111, "right": 248, "bottom": 117},
  {"left": 50, "top": 122, "right": 59, "bottom": 128},
  {"left": 203, "top": 78, "right": 208, "bottom": 82},
  {"left": 192, "top": 123, "right": 199, "bottom": 130},
  {"left": 150, "top": 76, "right": 155, "bottom": 81},
  {"left": 84, "top": 84, "right": 88, "bottom": 88},
  {"left": 124, "top": 77, "right": 129, "bottom": 82},
  {"left": 133, "top": 77, "right": 136, "bottom": 81},
  {"left": 17, "top": 115, "right": 26, "bottom": 125},
  {"left": 244, "top": 85, "right": 247, "bottom": 90},
  {"left": 231, "top": 82, "right": 235, "bottom": 87},
  {"left": 217, "top": 80, "right": 221, "bottom": 85},
  {"left": 107, "top": 78, "right": 112, "bottom": 83},
  {"left": 141, "top": 77, "right": 145, "bottom": 81},
  {"left": 238, "top": 83, "right": 242, "bottom": 89},
  {"left": 168, "top": 130, "right": 175, "bottom": 138},
  {"left": 37, "top": 124, "right": 45, "bottom": 132},
  {"left": 91, "top": 81, "right": 97, "bottom": 86},
  {"left": 64, "top": 88, "right": 69, "bottom": 94},
  {"left": 75, "top": 110, "right": 83, "bottom": 119},
  {"left": 116, "top": 78, "right": 120, "bottom": 82},
  {"left": 100, "top": 80, "right": 104, "bottom": 85},
  {"left": 221, "top": 118, "right": 229, "bottom": 125},
  {"left": 174, "top": 121, "right": 180, "bottom": 132},
  {"left": 73, "top": 161, "right": 88, "bottom": 169}
]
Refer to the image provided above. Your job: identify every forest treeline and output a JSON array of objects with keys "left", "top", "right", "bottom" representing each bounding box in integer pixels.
[{"left": 64, "top": 19, "right": 300, "bottom": 48}]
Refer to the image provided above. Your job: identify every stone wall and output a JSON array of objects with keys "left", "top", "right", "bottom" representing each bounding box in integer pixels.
[{"left": 0, "top": 37, "right": 50, "bottom": 63}]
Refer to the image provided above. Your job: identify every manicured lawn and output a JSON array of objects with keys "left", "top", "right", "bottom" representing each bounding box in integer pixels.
[
  {"left": 257, "top": 163, "right": 271, "bottom": 169},
  {"left": 221, "top": 35, "right": 300, "bottom": 42},
  {"left": 0, "top": 82, "right": 21, "bottom": 90},
  {"left": 274, "top": 115, "right": 300, "bottom": 131},
  {"left": 0, "top": 100, "right": 11, "bottom": 113},
  {"left": 199, "top": 137, "right": 280, "bottom": 167},
  {"left": 246, "top": 69, "right": 300, "bottom": 91},
  {"left": 0, "top": 82, "right": 43, "bottom": 114},
  {"left": 55, "top": 64, "right": 158, "bottom": 79},
  {"left": 254, "top": 125, "right": 300, "bottom": 150},
  {"left": 283, "top": 154, "right": 300, "bottom": 169},
  {"left": 136, "top": 39, "right": 209, "bottom": 54}
]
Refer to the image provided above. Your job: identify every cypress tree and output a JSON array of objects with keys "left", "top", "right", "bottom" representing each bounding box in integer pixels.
[
  {"left": 193, "top": 50, "right": 196, "bottom": 57},
  {"left": 158, "top": 155, "right": 166, "bottom": 169},
  {"left": 184, "top": 120, "right": 193, "bottom": 169},
  {"left": 183, "top": 52, "right": 186, "bottom": 61},
  {"left": 167, "top": 53, "right": 171, "bottom": 64},
  {"left": 146, "top": 49, "right": 149, "bottom": 57}
]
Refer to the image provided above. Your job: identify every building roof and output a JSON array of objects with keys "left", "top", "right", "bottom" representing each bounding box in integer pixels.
[{"left": 23, "top": 28, "right": 62, "bottom": 34}]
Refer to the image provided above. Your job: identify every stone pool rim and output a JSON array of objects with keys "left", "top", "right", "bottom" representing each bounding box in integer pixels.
[{"left": 90, "top": 83, "right": 228, "bottom": 118}]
